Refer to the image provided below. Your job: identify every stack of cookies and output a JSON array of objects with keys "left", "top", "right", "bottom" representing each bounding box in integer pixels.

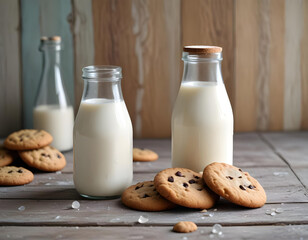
[
  {"left": 122, "top": 163, "right": 266, "bottom": 211},
  {"left": 0, "top": 129, "right": 66, "bottom": 186}
]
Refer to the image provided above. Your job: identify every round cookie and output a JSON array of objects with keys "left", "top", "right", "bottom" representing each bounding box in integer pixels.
[
  {"left": 121, "top": 181, "right": 176, "bottom": 211},
  {"left": 133, "top": 148, "right": 159, "bottom": 162},
  {"left": 19, "top": 146, "right": 66, "bottom": 172},
  {"left": 0, "top": 148, "right": 14, "bottom": 167},
  {"left": 154, "top": 168, "right": 219, "bottom": 209},
  {"left": 4, "top": 129, "right": 53, "bottom": 150},
  {"left": 173, "top": 221, "right": 198, "bottom": 233},
  {"left": 203, "top": 162, "right": 267, "bottom": 208},
  {"left": 0, "top": 166, "right": 34, "bottom": 185}
]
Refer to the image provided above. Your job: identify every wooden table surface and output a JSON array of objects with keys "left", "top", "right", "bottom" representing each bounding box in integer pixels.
[{"left": 1, "top": 132, "right": 308, "bottom": 239}]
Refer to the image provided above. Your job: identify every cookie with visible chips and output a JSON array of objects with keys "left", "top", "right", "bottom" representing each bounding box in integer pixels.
[
  {"left": 154, "top": 168, "right": 219, "bottom": 209},
  {"left": 133, "top": 148, "right": 159, "bottom": 162},
  {"left": 19, "top": 146, "right": 66, "bottom": 172},
  {"left": 203, "top": 162, "right": 266, "bottom": 208},
  {"left": 4, "top": 129, "right": 53, "bottom": 150},
  {"left": 0, "top": 166, "right": 34, "bottom": 186},
  {"left": 121, "top": 181, "right": 176, "bottom": 211}
]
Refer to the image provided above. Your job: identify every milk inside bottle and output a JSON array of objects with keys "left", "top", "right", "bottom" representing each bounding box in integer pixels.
[
  {"left": 172, "top": 46, "right": 234, "bottom": 172},
  {"left": 73, "top": 66, "right": 133, "bottom": 199}
]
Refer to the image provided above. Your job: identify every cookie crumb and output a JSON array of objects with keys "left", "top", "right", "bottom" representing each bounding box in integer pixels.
[{"left": 173, "top": 221, "right": 197, "bottom": 233}]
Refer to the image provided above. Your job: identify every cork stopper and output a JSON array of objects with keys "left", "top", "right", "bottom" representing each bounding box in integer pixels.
[
  {"left": 183, "top": 45, "right": 222, "bottom": 54},
  {"left": 40, "top": 36, "right": 61, "bottom": 42}
]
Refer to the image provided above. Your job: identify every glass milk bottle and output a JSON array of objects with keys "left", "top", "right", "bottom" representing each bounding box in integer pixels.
[
  {"left": 172, "top": 46, "right": 234, "bottom": 172},
  {"left": 73, "top": 66, "right": 133, "bottom": 199},
  {"left": 33, "top": 36, "right": 74, "bottom": 151}
]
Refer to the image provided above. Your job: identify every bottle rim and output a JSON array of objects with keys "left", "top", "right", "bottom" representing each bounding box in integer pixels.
[
  {"left": 82, "top": 65, "right": 122, "bottom": 80},
  {"left": 182, "top": 45, "right": 223, "bottom": 62}
]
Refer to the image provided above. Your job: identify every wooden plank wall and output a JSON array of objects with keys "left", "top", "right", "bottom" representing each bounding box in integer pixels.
[
  {"left": 0, "top": 0, "right": 307, "bottom": 138},
  {"left": 0, "top": 0, "right": 22, "bottom": 137}
]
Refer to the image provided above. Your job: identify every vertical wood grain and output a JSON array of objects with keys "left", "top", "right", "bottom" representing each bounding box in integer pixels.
[
  {"left": 235, "top": 0, "right": 259, "bottom": 131},
  {"left": 92, "top": 0, "right": 181, "bottom": 138},
  {"left": 21, "top": 0, "right": 74, "bottom": 128},
  {"left": 268, "top": 0, "right": 285, "bottom": 131},
  {"left": 181, "top": 0, "right": 235, "bottom": 108},
  {"left": 71, "top": 0, "right": 95, "bottom": 112},
  {"left": 283, "top": 0, "right": 303, "bottom": 130},
  {"left": 256, "top": 0, "right": 270, "bottom": 131},
  {"left": 301, "top": 0, "right": 308, "bottom": 129},
  {"left": 0, "top": 0, "right": 21, "bottom": 137}
]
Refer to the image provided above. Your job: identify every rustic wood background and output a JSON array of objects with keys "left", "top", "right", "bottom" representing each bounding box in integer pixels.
[{"left": 0, "top": 0, "right": 307, "bottom": 138}]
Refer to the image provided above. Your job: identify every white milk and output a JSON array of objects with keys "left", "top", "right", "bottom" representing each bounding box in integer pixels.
[
  {"left": 172, "top": 81, "right": 233, "bottom": 172},
  {"left": 33, "top": 105, "right": 74, "bottom": 151},
  {"left": 73, "top": 98, "right": 133, "bottom": 198}
]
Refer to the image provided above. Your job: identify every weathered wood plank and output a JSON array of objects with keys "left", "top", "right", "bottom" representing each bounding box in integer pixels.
[
  {"left": 0, "top": 199, "right": 307, "bottom": 226},
  {"left": 283, "top": 0, "right": 304, "bottom": 130},
  {"left": 1, "top": 225, "right": 308, "bottom": 240},
  {"left": 268, "top": 0, "right": 285, "bottom": 130},
  {"left": 261, "top": 132, "right": 308, "bottom": 167},
  {"left": 71, "top": 0, "right": 94, "bottom": 113},
  {"left": 302, "top": 0, "right": 308, "bottom": 130},
  {"left": 0, "top": 0, "right": 22, "bottom": 137},
  {"left": 181, "top": 0, "right": 235, "bottom": 108},
  {"left": 21, "top": 0, "right": 74, "bottom": 128},
  {"left": 92, "top": 0, "right": 181, "bottom": 138},
  {"left": 0, "top": 167, "right": 307, "bottom": 203},
  {"left": 235, "top": 0, "right": 258, "bottom": 131}
]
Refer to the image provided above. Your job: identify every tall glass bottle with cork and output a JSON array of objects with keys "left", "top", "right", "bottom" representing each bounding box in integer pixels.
[
  {"left": 172, "top": 46, "right": 234, "bottom": 172},
  {"left": 33, "top": 36, "right": 74, "bottom": 151}
]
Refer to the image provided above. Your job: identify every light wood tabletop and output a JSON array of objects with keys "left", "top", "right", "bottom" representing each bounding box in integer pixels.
[{"left": 0, "top": 132, "right": 307, "bottom": 239}]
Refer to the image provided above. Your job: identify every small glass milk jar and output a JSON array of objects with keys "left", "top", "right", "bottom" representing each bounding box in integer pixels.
[
  {"left": 172, "top": 46, "right": 234, "bottom": 172},
  {"left": 73, "top": 66, "right": 133, "bottom": 199},
  {"left": 33, "top": 36, "right": 74, "bottom": 151}
]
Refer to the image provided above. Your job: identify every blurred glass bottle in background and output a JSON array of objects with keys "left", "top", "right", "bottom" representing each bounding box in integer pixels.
[{"left": 33, "top": 36, "right": 74, "bottom": 151}]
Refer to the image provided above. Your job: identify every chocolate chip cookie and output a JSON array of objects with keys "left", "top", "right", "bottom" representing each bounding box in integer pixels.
[
  {"left": 0, "top": 166, "right": 34, "bottom": 185},
  {"left": 19, "top": 146, "right": 66, "bottom": 172},
  {"left": 203, "top": 162, "right": 267, "bottom": 208},
  {"left": 0, "top": 148, "right": 14, "bottom": 167},
  {"left": 133, "top": 148, "right": 159, "bottom": 162},
  {"left": 121, "top": 181, "right": 176, "bottom": 211},
  {"left": 4, "top": 129, "right": 53, "bottom": 150},
  {"left": 173, "top": 221, "right": 198, "bottom": 233},
  {"left": 154, "top": 168, "right": 219, "bottom": 209}
]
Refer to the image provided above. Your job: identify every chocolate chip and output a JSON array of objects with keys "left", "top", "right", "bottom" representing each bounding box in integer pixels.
[
  {"left": 17, "top": 169, "right": 23, "bottom": 173},
  {"left": 194, "top": 175, "right": 200, "bottom": 179},
  {"left": 153, "top": 188, "right": 156, "bottom": 191},
  {"left": 226, "top": 176, "right": 233, "bottom": 180},
  {"left": 197, "top": 188, "right": 203, "bottom": 191},
  {"left": 47, "top": 154, "right": 51, "bottom": 158},
  {"left": 143, "top": 194, "right": 150, "bottom": 198},
  {"left": 175, "top": 171, "right": 182, "bottom": 177},
  {"left": 238, "top": 176, "right": 242, "bottom": 178},
  {"left": 239, "top": 185, "right": 246, "bottom": 190},
  {"left": 41, "top": 153, "right": 46, "bottom": 157},
  {"left": 188, "top": 179, "right": 196, "bottom": 184},
  {"left": 135, "top": 184, "right": 144, "bottom": 190},
  {"left": 20, "top": 138, "right": 23, "bottom": 142},
  {"left": 149, "top": 184, "right": 154, "bottom": 187},
  {"left": 183, "top": 183, "right": 188, "bottom": 188},
  {"left": 8, "top": 170, "right": 13, "bottom": 173},
  {"left": 239, "top": 168, "right": 243, "bottom": 172},
  {"left": 168, "top": 176, "right": 174, "bottom": 182},
  {"left": 57, "top": 154, "right": 61, "bottom": 159},
  {"left": 248, "top": 185, "right": 255, "bottom": 189}
]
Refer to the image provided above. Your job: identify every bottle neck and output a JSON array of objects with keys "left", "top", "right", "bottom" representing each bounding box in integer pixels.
[
  {"left": 82, "top": 80, "right": 124, "bottom": 102},
  {"left": 182, "top": 52, "right": 223, "bottom": 84},
  {"left": 42, "top": 48, "right": 61, "bottom": 69}
]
